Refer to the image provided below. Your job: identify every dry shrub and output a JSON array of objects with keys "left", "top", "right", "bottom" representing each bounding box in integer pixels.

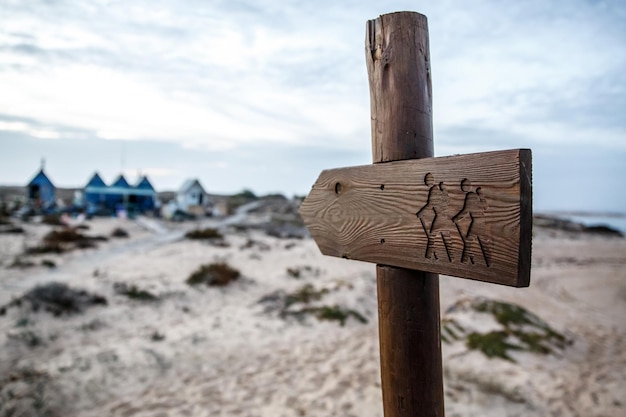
[
  {"left": 151, "top": 331, "right": 166, "bottom": 341},
  {"left": 41, "top": 214, "right": 65, "bottom": 226},
  {"left": 0, "top": 225, "right": 24, "bottom": 234},
  {"left": 240, "top": 238, "right": 270, "bottom": 251},
  {"left": 0, "top": 366, "right": 64, "bottom": 417},
  {"left": 186, "top": 262, "right": 240, "bottom": 287},
  {"left": 3, "top": 282, "right": 107, "bottom": 316},
  {"left": 583, "top": 224, "right": 623, "bottom": 237},
  {"left": 45, "top": 228, "right": 86, "bottom": 243},
  {"left": 185, "top": 228, "right": 223, "bottom": 240},
  {"left": 26, "top": 227, "right": 107, "bottom": 254},
  {"left": 209, "top": 240, "right": 231, "bottom": 248},
  {"left": 41, "top": 259, "right": 56, "bottom": 268},
  {"left": 9, "top": 257, "right": 36, "bottom": 269},
  {"left": 111, "top": 227, "right": 129, "bottom": 238},
  {"left": 25, "top": 239, "right": 64, "bottom": 254}
]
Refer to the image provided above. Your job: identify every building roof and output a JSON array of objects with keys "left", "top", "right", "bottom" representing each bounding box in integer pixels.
[
  {"left": 85, "top": 172, "right": 106, "bottom": 188},
  {"left": 178, "top": 178, "right": 206, "bottom": 195},
  {"left": 111, "top": 174, "right": 130, "bottom": 189},
  {"left": 135, "top": 176, "right": 155, "bottom": 191},
  {"left": 27, "top": 169, "right": 55, "bottom": 188},
  {"left": 84, "top": 173, "right": 156, "bottom": 197}
]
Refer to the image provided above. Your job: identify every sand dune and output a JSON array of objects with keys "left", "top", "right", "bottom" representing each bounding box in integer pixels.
[{"left": 0, "top": 216, "right": 624, "bottom": 416}]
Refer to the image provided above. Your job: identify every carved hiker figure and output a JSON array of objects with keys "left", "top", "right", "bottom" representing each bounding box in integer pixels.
[
  {"left": 452, "top": 179, "right": 490, "bottom": 266},
  {"left": 416, "top": 173, "right": 453, "bottom": 261}
]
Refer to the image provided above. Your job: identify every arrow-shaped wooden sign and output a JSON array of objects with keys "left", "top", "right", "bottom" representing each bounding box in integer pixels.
[{"left": 299, "top": 148, "right": 532, "bottom": 287}]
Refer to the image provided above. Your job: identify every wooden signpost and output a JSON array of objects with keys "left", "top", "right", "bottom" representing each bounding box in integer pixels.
[
  {"left": 299, "top": 149, "right": 532, "bottom": 287},
  {"left": 299, "top": 11, "right": 532, "bottom": 417}
]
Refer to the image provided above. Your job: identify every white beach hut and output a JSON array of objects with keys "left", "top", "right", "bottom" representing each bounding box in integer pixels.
[{"left": 176, "top": 179, "right": 209, "bottom": 215}]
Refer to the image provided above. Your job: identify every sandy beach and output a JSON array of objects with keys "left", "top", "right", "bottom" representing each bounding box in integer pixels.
[{"left": 0, "top": 215, "right": 624, "bottom": 416}]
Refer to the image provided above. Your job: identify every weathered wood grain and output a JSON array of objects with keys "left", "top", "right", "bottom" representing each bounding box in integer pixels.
[
  {"left": 377, "top": 266, "right": 443, "bottom": 417},
  {"left": 299, "top": 148, "right": 532, "bottom": 287},
  {"left": 367, "top": 11, "right": 433, "bottom": 163},
  {"left": 366, "top": 12, "right": 444, "bottom": 417}
]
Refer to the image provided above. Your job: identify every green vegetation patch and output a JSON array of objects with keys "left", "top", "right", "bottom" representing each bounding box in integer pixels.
[
  {"left": 309, "top": 305, "right": 368, "bottom": 326},
  {"left": 259, "top": 284, "right": 368, "bottom": 327},
  {"left": 286, "top": 265, "right": 320, "bottom": 279},
  {"left": 114, "top": 283, "right": 158, "bottom": 301},
  {"left": 282, "top": 304, "right": 368, "bottom": 327},
  {"left": 186, "top": 262, "right": 240, "bottom": 287},
  {"left": 473, "top": 299, "right": 570, "bottom": 351},
  {"left": 443, "top": 299, "right": 571, "bottom": 363},
  {"left": 283, "top": 284, "right": 328, "bottom": 308},
  {"left": 473, "top": 299, "right": 537, "bottom": 328},
  {"left": 441, "top": 317, "right": 465, "bottom": 344},
  {"left": 467, "top": 331, "right": 522, "bottom": 362}
]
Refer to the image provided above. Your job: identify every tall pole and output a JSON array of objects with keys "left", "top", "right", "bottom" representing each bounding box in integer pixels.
[{"left": 366, "top": 12, "right": 444, "bottom": 417}]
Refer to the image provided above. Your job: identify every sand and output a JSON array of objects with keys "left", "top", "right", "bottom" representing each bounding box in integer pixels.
[{"left": 0, "top": 216, "right": 624, "bottom": 416}]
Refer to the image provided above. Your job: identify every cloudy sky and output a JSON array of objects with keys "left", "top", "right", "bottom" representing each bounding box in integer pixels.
[{"left": 0, "top": 0, "right": 624, "bottom": 212}]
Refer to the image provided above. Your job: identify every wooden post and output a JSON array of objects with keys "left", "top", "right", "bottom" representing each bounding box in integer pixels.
[{"left": 366, "top": 12, "right": 445, "bottom": 417}]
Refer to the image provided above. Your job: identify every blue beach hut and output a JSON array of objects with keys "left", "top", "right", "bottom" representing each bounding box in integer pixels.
[
  {"left": 105, "top": 174, "right": 130, "bottom": 212},
  {"left": 133, "top": 176, "right": 156, "bottom": 212},
  {"left": 27, "top": 166, "right": 56, "bottom": 211},
  {"left": 84, "top": 172, "right": 108, "bottom": 207},
  {"left": 83, "top": 173, "right": 157, "bottom": 215}
]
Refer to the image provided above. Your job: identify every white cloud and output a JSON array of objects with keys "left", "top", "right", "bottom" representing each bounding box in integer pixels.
[
  {"left": 0, "top": 121, "right": 60, "bottom": 139},
  {"left": 2, "top": 1, "right": 619, "bottom": 155},
  {"left": 0, "top": 65, "right": 308, "bottom": 148}
]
